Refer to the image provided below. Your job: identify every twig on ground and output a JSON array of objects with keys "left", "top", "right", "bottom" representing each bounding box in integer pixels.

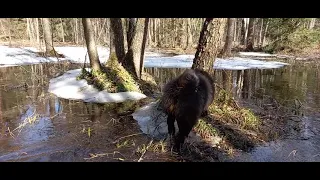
[{"left": 138, "top": 139, "right": 153, "bottom": 162}]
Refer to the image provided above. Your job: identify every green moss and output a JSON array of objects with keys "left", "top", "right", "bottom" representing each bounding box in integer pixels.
[
  {"left": 194, "top": 119, "right": 219, "bottom": 139},
  {"left": 208, "top": 90, "right": 261, "bottom": 131},
  {"left": 105, "top": 53, "right": 141, "bottom": 93},
  {"left": 76, "top": 53, "right": 141, "bottom": 93}
]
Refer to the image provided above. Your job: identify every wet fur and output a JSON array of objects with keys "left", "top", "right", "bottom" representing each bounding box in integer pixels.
[{"left": 160, "top": 69, "right": 215, "bottom": 150}]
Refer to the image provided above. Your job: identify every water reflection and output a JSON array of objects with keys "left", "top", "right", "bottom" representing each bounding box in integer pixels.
[{"left": 145, "top": 62, "right": 320, "bottom": 112}]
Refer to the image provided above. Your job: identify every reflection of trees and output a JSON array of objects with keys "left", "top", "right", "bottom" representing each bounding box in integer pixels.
[{"left": 144, "top": 63, "right": 320, "bottom": 112}]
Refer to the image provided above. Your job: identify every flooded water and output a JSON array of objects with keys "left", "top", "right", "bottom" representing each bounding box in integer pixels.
[
  {"left": 0, "top": 63, "right": 172, "bottom": 162},
  {"left": 1, "top": 58, "right": 320, "bottom": 162},
  {"left": 145, "top": 60, "right": 320, "bottom": 162}
]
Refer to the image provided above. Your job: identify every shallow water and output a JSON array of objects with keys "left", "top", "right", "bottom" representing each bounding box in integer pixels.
[
  {"left": 144, "top": 60, "right": 320, "bottom": 162},
  {"left": 0, "top": 63, "right": 169, "bottom": 162},
  {"left": 0, "top": 58, "right": 320, "bottom": 162}
]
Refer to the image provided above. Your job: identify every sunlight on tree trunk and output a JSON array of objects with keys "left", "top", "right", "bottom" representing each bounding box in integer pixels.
[
  {"left": 139, "top": 18, "right": 149, "bottom": 78},
  {"left": 110, "top": 18, "right": 126, "bottom": 63},
  {"left": 220, "top": 18, "right": 235, "bottom": 58},
  {"left": 82, "top": 18, "right": 102, "bottom": 72},
  {"left": 123, "top": 18, "right": 145, "bottom": 78},
  {"left": 42, "top": 18, "right": 54, "bottom": 54},
  {"left": 245, "top": 18, "right": 255, "bottom": 51},
  {"left": 192, "top": 18, "right": 227, "bottom": 72}
]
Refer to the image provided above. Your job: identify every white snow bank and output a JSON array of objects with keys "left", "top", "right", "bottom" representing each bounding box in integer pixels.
[
  {"left": 238, "top": 52, "right": 277, "bottom": 57},
  {"left": 0, "top": 45, "right": 289, "bottom": 70},
  {"left": 144, "top": 54, "right": 289, "bottom": 70},
  {"left": 0, "top": 45, "right": 167, "bottom": 67},
  {"left": 132, "top": 101, "right": 170, "bottom": 139},
  {"left": 48, "top": 68, "right": 147, "bottom": 103}
]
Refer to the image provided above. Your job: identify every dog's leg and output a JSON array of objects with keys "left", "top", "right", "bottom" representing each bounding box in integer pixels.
[
  {"left": 167, "top": 114, "right": 175, "bottom": 145},
  {"left": 174, "top": 117, "right": 195, "bottom": 152}
]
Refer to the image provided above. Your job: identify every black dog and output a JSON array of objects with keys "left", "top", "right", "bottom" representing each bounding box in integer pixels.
[{"left": 159, "top": 68, "right": 215, "bottom": 150}]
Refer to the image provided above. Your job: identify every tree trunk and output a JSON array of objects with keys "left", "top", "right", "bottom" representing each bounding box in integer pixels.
[
  {"left": 220, "top": 18, "right": 235, "bottom": 58},
  {"left": 82, "top": 18, "right": 102, "bottom": 72},
  {"left": 74, "top": 18, "right": 78, "bottom": 44},
  {"left": 0, "top": 19, "right": 5, "bottom": 35},
  {"left": 109, "top": 25, "right": 116, "bottom": 55},
  {"left": 180, "top": 19, "right": 187, "bottom": 49},
  {"left": 245, "top": 18, "right": 255, "bottom": 51},
  {"left": 60, "top": 18, "right": 65, "bottom": 43},
  {"left": 258, "top": 18, "right": 264, "bottom": 48},
  {"left": 240, "top": 18, "right": 246, "bottom": 45},
  {"left": 233, "top": 19, "right": 237, "bottom": 42},
  {"left": 26, "top": 18, "right": 32, "bottom": 42},
  {"left": 309, "top": 18, "right": 316, "bottom": 29},
  {"left": 153, "top": 18, "right": 157, "bottom": 46},
  {"left": 192, "top": 18, "right": 227, "bottom": 72},
  {"left": 139, "top": 18, "right": 149, "bottom": 78},
  {"left": 186, "top": 18, "right": 193, "bottom": 49},
  {"left": 35, "top": 18, "right": 40, "bottom": 46},
  {"left": 42, "top": 18, "right": 54, "bottom": 54},
  {"left": 127, "top": 18, "right": 136, "bottom": 48},
  {"left": 8, "top": 19, "right": 11, "bottom": 47},
  {"left": 123, "top": 18, "right": 145, "bottom": 78},
  {"left": 222, "top": 70, "right": 232, "bottom": 92},
  {"left": 110, "top": 18, "right": 126, "bottom": 63},
  {"left": 262, "top": 19, "right": 269, "bottom": 47}
]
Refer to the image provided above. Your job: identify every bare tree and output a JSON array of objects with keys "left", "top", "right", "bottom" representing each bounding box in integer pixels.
[
  {"left": 192, "top": 18, "right": 227, "bottom": 72},
  {"left": 258, "top": 18, "right": 264, "bottom": 48},
  {"left": 42, "top": 18, "right": 55, "bottom": 54},
  {"left": 186, "top": 18, "right": 194, "bottom": 49},
  {"left": 110, "top": 18, "right": 126, "bottom": 63},
  {"left": 245, "top": 18, "right": 255, "bottom": 51},
  {"left": 139, "top": 18, "right": 149, "bottom": 78},
  {"left": 262, "top": 19, "right": 269, "bottom": 47},
  {"left": 220, "top": 18, "right": 236, "bottom": 58},
  {"left": 123, "top": 18, "right": 146, "bottom": 78},
  {"left": 82, "top": 18, "right": 102, "bottom": 72},
  {"left": 60, "top": 18, "right": 65, "bottom": 42},
  {"left": 8, "top": 19, "right": 12, "bottom": 47}
]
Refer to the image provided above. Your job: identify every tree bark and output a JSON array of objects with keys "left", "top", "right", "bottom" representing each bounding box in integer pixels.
[
  {"left": 245, "top": 18, "right": 255, "bottom": 51},
  {"left": 110, "top": 18, "right": 126, "bottom": 63},
  {"left": 258, "top": 18, "right": 264, "bottom": 48},
  {"left": 139, "top": 18, "right": 149, "bottom": 78},
  {"left": 42, "top": 18, "right": 54, "bottom": 54},
  {"left": 262, "top": 19, "right": 269, "bottom": 47},
  {"left": 240, "top": 18, "right": 246, "bottom": 45},
  {"left": 8, "top": 19, "right": 11, "bottom": 47},
  {"left": 60, "top": 18, "right": 65, "bottom": 42},
  {"left": 26, "top": 18, "right": 32, "bottom": 42},
  {"left": 123, "top": 18, "right": 145, "bottom": 78},
  {"left": 186, "top": 18, "right": 193, "bottom": 49},
  {"left": 220, "top": 18, "right": 236, "bottom": 58},
  {"left": 180, "top": 19, "right": 187, "bottom": 49},
  {"left": 109, "top": 25, "right": 116, "bottom": 55},
  {"left": 192, "top": 18, "right": 227, "bottom": 72},
  {"left": 233, "top": 19, "right": 237, "bottom": 42},
  {"left": 35, "top": 18, "right": 40, "bottom": 46},
  {"left": 82, "top": 18, "right": 102, "bottom": 72}
]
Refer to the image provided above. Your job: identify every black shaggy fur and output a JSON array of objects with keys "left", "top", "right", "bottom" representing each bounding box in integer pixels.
[{"left": 159, "top": 69, "right": 215, "bottom": 150}]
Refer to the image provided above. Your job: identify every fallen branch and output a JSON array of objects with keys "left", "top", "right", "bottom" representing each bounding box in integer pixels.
[{"left": 138, "top": 139, "right": 153, "bottom": 162}]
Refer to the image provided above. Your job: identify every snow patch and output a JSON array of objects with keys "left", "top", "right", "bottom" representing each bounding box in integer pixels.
[
  {"left": 48, "top": 68, "right": 147, "bottom": 103},
  {"left": 132, "top": 101, "right": 169, "bottom": 139},
  {"left": 238, "top": 52, "right": 277, "bottom": 57},
  {"left": 0, "top": 45, "right": 289, "bottom": 70}
]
